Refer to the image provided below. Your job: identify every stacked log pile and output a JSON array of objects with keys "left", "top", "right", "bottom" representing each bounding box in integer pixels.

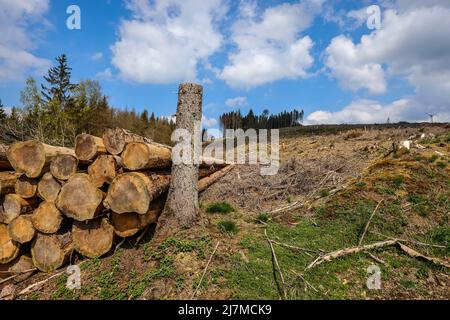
[{"left": 0, "top": 128, "right": 231, "bottom": 276}]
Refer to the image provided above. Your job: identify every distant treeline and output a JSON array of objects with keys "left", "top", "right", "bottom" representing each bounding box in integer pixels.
[
  {"left": 0, "top": 54, "right": 175, "bottom": 146},
  {"left": 219, "top": 109, "right": 304, "bottom": 131}
]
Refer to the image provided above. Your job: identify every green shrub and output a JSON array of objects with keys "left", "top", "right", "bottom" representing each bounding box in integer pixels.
[
  {"left": 218, "top": 220, "right": 238, "bottom": 234},
  {"left": 320, "top": 189, "right": 330, "bottom": 197},
  {"left": 256, "top": 213, "right": 269, "bottom": 223},
  {"left": 206, "top": 202, "right": 235, "bottom": 214},
  {"left": 429, "top": 154, "right": 439, "bottom": 163}
]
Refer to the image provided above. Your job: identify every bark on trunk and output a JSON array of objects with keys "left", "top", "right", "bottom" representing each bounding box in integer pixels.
[
  {"left": 72, "top": 218, "right": 114, "bottom": 258},
  {"left": 31, "top": 232, "right": 73, "bottom": 272},
  {"left": 15, "top": 175, "right": 38, "bottom": 199},
  {"left": 8, "top": 214, "right": 36, "bottom": 244},
  {"left": 56, "top": 173, "right": 104, "bottom": 221},
  {"left": 31, "top": 201, "right": 63, "bottom": 234},
  {"left": 6, "top": 140, "right": 75, "bottom": 178},
  {"left": 75, "top": 134, "right": 107, "bottom": 161},
  {"left": 157, "top": 83, "right": 203, "bottom": 234},
  {"left": 87, "top": 155, "right": 122, "bottom": 188},
  {"left": 50, "top": 154, "right": 78, "bottom": 180},
  {"left": 0, "top": 223, "right": 20, "bottom": 264},
  {"left": 1, "top": 194, "right": 38, "bottom": 224},
  {"left": 102, "top": 127, "right": 155, "bottom": 155},
  {"left": 37, "top": 172, "right": 61, "bottom": 202},
  {"left": 198, "top": 165, "right": 234, "bottom": 191},
  {"left": 0, "top": 172, "right": 21, "bottom": 196}
]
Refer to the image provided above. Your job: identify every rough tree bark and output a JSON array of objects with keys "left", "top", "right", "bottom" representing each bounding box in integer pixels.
[
  {"left": 122, "top": 142, "right": 172, "bottom": 170},
  {"left": 156, "top": 83, "right": 203, "bottom": 236}
]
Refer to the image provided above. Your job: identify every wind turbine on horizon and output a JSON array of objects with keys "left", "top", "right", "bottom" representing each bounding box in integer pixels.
[{"left": 424, "top": 112, "right": 437, "bottom": 123}]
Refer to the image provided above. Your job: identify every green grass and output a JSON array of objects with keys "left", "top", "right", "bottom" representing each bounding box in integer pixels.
[
  {"left": 222, "top": 154, "right": 450, "bottom": 300},
  {"left": 256, "top": 212, "right": 270, "bottom": 223},
  {"left": 206, "top": 202, "right": 235, "bottom": 214},
  {"left": 218, "top": 220, "right": 238, "bottom": 235},
  {"left": 429, "top": 154, "right": 439, "bottom": 163}
]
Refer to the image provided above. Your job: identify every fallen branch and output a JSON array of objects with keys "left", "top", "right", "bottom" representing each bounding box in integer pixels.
[
  {"left": 290, "top": 269, "right": 318, "bottom": 293},
  {"left": 358, "top": 200, "right": 383, "bottom": 246},
  {"left": 370, "top": 231, "right": 446, "bottom": 248},
  {"left": 18, "top": 271, "right": 65, "bottom": 296},
  {"left": 191, "top": 241, "right": 220, "bottom": 299},
  {"left": 265, "top": 229, "right": 287, "bottom": 300},
  {"left": 0, "top": 268, "right": 37, "bottom": 285},
  {"left": 306, "top": 239, "right": 398, "bottom": 270},
  {"left": 397, "top": 243, "right": 450, "bottom": 268}
]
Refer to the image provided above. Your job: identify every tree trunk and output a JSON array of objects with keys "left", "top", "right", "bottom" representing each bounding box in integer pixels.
[
  {"left": 6, "top": 140, "right": 75, "bottom": 178},
  {"left": 31, "top": 202, "right": 63, "bottom": 234},
  {"left": 0, "top": 144, "right": 13, "bottom": 171},
  {"left": 102, "top": 127, "right": 155, "bottom": 155},
  {"left": 87, "top": 155, "right": 122, "bottom": 188},
  {"left": 75, "top": 134, "right": 107, "bottom": 161},
  {"left": 122, "top": 142, "right": 172, "bottom": 170},
  {"left": 72, "top": 218, "right": 114, "bottom": 258},
  {"left": 1, "top": 194, "right": 38, "bottom": 224},
  {"left": 37, "top": 172, "right": 61, "bottom": 202},
  {"left": 8, "top": 215, "right": 36, "bottom": 244},
  {"left": 56, "top": 173, "right": 104, "bottom": 221},
  {"left": 0, "top": 172, "right": 21, "bottom": 196},
  {"left": 15, "top": 175, "right": 38, "bottom": 199},
  {"left": 50, "top": 154, "right": 78, "bottom": 180},
  {"left": 157, "top": 83, "right": 203, "bottom": 235},
  {"left": 104, "top": 172, "right": 171, "bottom": 214},
  {"left": 31, "top": 232, "right": 73, "bottom": 272},
  {"left": 0, "top": 223, "right": 20, "bottom": 264}
]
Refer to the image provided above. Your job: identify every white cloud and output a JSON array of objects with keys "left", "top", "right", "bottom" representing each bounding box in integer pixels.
[
  {"left": 202, "top": 115, "right": 218, "bottom": 127},
  {"left": 225, "top": 96, "right": 247, "bottom": 108},
  {"left": 306, "top": 98, "right": 450, "bottom": 124},
  {"left": 91, "top": 52, "right": 104, "bottom": 61},
  {"left": 0, "top": 0, "right": 51, "bottom": 83},
  {"left": 96, "top": 68, "right": 113, "bottom": 79},
  {"left": 219, "top": 0, "right": 323, "bottom": 89},
  {"left": 111, "top": 0, "right": 226, "bottom": 84},
  {"left": 325, "top": 4, "right": 450, "bottom": 115}
]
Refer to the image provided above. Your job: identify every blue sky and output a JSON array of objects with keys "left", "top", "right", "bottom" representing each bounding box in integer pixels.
[{"left": 1, "top": 0, "right": 449, "bottom": 127}]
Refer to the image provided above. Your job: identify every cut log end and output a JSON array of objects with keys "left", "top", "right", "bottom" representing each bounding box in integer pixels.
[
  {"left": 6, "top": 140, "right": 46, "bottom": 178},
  {"left": 56, "top": 173, "right": 104, "bottom": 221},
  {"left": 32, "top": 202, "right": 63, "bottom": 234},
  {"left": 104, "top": 173, "right": 151, "bottom": 214},
  {"left": 87, "top": 155, "right": 118, "bottom": 188},
  {"left": 72, "top": 218, "right": 114, "bottom": 258},
  {"left": 8, "top": 215, "right": 36, "bottom": 244},
  {"left": 37, "top": 172, "right": 61, "bottom": 202},
  {"left": 31, "top": 232, "right": 73, "bottom": 272},
  {"left": 102, "top": 128, "right": 126, "bottom": 155},
  {"left": 122, "top": 142, "right": 172, "bottom": 171},
  {"left": 15, "top": 175, "right": 38, "bottom": 199},
  {"left": 50, "top": 155, "right": 78, "bottom": 180},
  {"left": 75, "top": 134, "right": 106, "bottom": 161},
  {"left": 2, "top": 194, "right": 36, "bottom": 224},
  {"left": 0, "top": 223, "right": 20, "bottom": 264}
]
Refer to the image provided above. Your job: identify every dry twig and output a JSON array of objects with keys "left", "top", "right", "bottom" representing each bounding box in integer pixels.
[
  {"left": 358, "top": 200, "right": 383, "bottom": 246},
  {"left": 265, "top": 229, "right": 288, "bottom": 300},
  {"left": 191, "top": 241, "right": 220, "bottom": 299}
]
